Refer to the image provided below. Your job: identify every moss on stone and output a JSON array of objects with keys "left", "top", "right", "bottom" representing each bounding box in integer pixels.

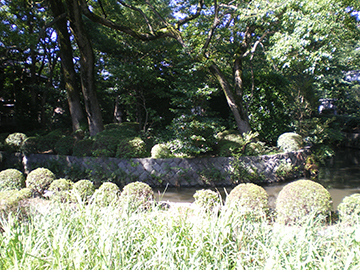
[
  {"left": 0, "top": 169, "right": 25, "bottom": 191},
  {"left": 275, "top": 179, "right": 332, "bottom": 225},
  {"left": 26, "top": 168, "right": 56, "bottom": 196}
]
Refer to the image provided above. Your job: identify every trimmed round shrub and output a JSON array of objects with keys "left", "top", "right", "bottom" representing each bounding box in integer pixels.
[
  {"left": 116, "top": 137, "right": 147, "bottom": 158},
  {"left": 26, "top": 168, "right": 56, "bottom": 196},
  {"left": 0, "top": 188, "right": 32, "bottom": 216},
  {"left": 277, "top": 132, "right": 303, "bottom": 152},
  {"left": 71, "top": 179, "right": 95, "bottom": 203},
  {"left": 92, "top": 182, "right": 121, "bottom": 207},
  {"left": 193, "top": 189, "right": 222, "bottom": 213},
  {"left": 151, "top": 144, "right": 171, "bottom": 158},
  {"left": 225, "top": 183, "right": 268, "bottom": 218},
  {"left": 54, "top": 136, "right": 76, "bottom": 155},
  {"left": 73, "top": 139, "right": 94, "bottom": 157},
  {"left": 120, "top": 181, "right": 154, "bottom": 211},
  {"left": 338, "top": 193, "right": 360, "bottom": 224},
  {"left": 5, "top": 133, "right": 28, "bottom": 152},
  {"left": 48, "top": 178, "right": 73, "bottom": 202},
  {"left": 0, "top": 169, "right": 25, "bottom": 191},
  {"left": 275, "top": 179, "right": 332, "bottom": 225}
]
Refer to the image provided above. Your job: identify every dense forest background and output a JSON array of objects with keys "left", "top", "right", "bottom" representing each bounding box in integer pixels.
[{"left": 1, "top": 0, "right": 360, "bottom": 158}]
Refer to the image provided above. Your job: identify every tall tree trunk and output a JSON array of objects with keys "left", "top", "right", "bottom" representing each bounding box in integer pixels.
[
  {"left": 209, "top": 62, "right": 251, "bottom": 134},
  {"left": 48, "top": 0, "right": 86, "bottom": 132},
  {"left": 65, "top": 0, "right": 104, "bottom": 136}
]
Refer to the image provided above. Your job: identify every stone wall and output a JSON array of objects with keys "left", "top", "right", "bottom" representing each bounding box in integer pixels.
[{"left": 0, "top": 150, "right": 307, "bottom": 187}]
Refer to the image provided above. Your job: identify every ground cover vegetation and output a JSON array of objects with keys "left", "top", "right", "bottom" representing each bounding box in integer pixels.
[{"left": 0, "top": 175, "right": 359, "bottom": 268}]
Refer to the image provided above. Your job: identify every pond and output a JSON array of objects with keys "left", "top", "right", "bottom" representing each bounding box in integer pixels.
[{"left": 155, "top": 148, "right": 360, "bottom": 211}]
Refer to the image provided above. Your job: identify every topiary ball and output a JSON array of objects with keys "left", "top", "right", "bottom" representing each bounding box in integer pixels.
[
  {"left": 151, "top": 144, "right": 171, "bottom": 158},
  {"left": 193, "top": 189, "right": 222, "bottom": 213},
  {"left": 120, "top": 181, "right": 154, "bottom": 211},
  {"left": 26, "top": 168, "right": 56, "bottom": 196},
  {"left": 225, "top": 183, "right": 268, "bottom": 218},
  {"left": 277, "top": 132, "right": 303, "bottom": 152},
  {"left": 5, "top": 133, "right": 28, "bottom": 152},
  {"left": 338, "top": 193, "right": 360, "bottom": 225},
  {"left": 71, "top": 179, "right": 95, "bottom": 203},
  {"left": 48, "top": 178, "right": 73, "bottom": 202},
  {"left": 0, "top": 188, "right": 32, "bottom": 217},
  {"left": 275, "top": 179, "right": 332, "bottom": 225},
  {"left": 0, "top": 169, "right": 25, "bottom": 191},
  {"left": 92, "top": 182, "right": 121, "bottom": 207}
]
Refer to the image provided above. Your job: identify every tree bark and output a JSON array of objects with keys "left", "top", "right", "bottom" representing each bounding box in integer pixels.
[
  {"left": 48, "top": 0, "right": 86, "bottom": 132},
  {"left": 65, "top": 0, "right": 104, "bottom": 136},
  {"left": 209, "top": 63, "right": 251, "bottom": 134}
]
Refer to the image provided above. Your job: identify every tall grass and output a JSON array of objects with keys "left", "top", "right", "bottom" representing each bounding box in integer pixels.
[{"left": 0, "top": 202, "right": 359, "bottom": 269}]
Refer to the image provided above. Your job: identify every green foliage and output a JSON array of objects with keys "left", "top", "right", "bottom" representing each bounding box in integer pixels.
[
  {"left": 48, "top": 179, "right": 73, "bottom": 203},
  {"left": 193, "top": 189, "right": 222, "bottom": 213},
  {"left": 338, "top": 193, "right": 360, "bottom": 225},
  {"left": 275, "top": 179, "right": 333, "bottom": 225},
  {"left": 36, "top": 130, "right": 64, "bottom": 153},
  {"left": 71, "top": 180, "right": 95, "bottom": 203},
  {"left": 229, "top": 158, "right": 265, "bottom": 184},
  {"left": 91, "top": 182, "right": 121, "bottom": 207},
  {"left": 0, "top": 133, "right": 10, "bottom": 151},
  {"left": 151, "top": 144, "right": 172, "bottom": 158},
  {"left": 0, "top": 188, "right": 32, "bottom": 216},
  {"left": 54, "top": 136, "right": 76, "bottom": 155},
  {"left": 120, "top": 181, "right": 154, "bottom": 211},
  {"left": 0, "top": 169, "right": 25, "bottom": 191},
  {"left": 115, "top": 137, "right": 147, "bottom": 159},
  {"left": 26, "top": 168, "right": 56, "bottom": 196},
  {"left": 21, "top": 137, "right": 40, "bottom": 155},
  {"left": 5, "top": 133, "right": 28, "bottom": 152},
  {"left": 277, "top": 132, "right": 303, "bottom": 152},
  {"left": 225, "top": 183, "right": 268, "bottom": 218},
  {"left": 293, "top": 117, "right": 343, "bottom": 162},
  {"left": 92, "top": 135, "right": 120, "bottom": 157},
  {"left": 199, "top": 166, "right": 225, "bottom": 185},
  {"left": 165, "top": 115, "right": 225, "bottom": 157},
  {"left": 73, "top": 139, "right": 94, "bottom": 157}
]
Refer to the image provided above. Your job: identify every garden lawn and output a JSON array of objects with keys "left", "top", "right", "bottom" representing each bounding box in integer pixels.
[{"left": 0, "top": 201, "right": 359, "bottom": 269}]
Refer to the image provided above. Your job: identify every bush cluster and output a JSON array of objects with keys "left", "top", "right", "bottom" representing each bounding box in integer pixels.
[
  {"left": 0, "top": 169, "right": 25, "bottom": 191},
  {"left": 26, "top": 168, "right": 56, "bottom": 196}
]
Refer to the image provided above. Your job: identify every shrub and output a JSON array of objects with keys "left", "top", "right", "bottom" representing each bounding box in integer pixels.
[
  {"left": 151, "top": 144, "right": 172, "bottom": 158},
  {"left": 275, "top": 179, "right": 332, "bottom": 225},
  {"left": 338, "top": 193, "right": 360, "bottom": 225},
  {"left": 5, "top": 133, "right": 28, "bottom": 152},
  {"left": 73, "top": 139, "right": 94, "bottom": 157},
  {"left": 0, "top": 133, "right": 10, "bottom": 151},
  {"left": 48, "top": 178, "right": 73, "bottom": 202},
  {"left": 0, "top": 169, "right": 25, "bottom": 191},
  {"left": 116, "top": 137, "right": 147, "bottom": 158},
  {"left": 166, "top": 115, "right": 225, "bottom": 157},
  {"left": 54, "top": 136, "right": 76, "bottom": 155},
  {"left": 92, "top": 135, "right": 120, "bottom": 157},
  {"left": 71, "top": 179, "right": 95, "bottom": 203},
  {"left": 225, "top": 183, "right": 268, "bottom": 218},
  {"left": 193, "top": 189, "right": 222, "bottom": 213},
  {"left": 277, "top": 132, "right": 303, "bottom": 152},
  {"left": 120, "top": 181, "right": 154, "bottom": 211},
  {"left": 91, "top": 182, "right": 121, "bottom": 207},
  {"left": 36, "top": 131, "right": 63, "bottom": 153},
  {"left": 21, "top": 137, "right": 40, "bottom": 154},
  {"left": 26, "top": 168, "right": 56, "bottom": 196},
  {"left": 0, "top": 188, "right": 32, "bottom": 216}
]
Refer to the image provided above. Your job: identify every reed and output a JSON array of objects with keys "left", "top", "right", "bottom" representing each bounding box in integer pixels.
[{"left": 0, "top": 202, "right": 359, "bottom": 269}]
